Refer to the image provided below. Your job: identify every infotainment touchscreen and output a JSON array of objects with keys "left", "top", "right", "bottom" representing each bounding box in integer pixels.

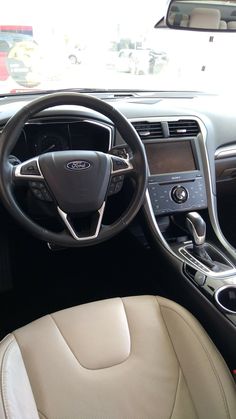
[{"left": 145, "top": 140, "right": 197, "bottom": 175}]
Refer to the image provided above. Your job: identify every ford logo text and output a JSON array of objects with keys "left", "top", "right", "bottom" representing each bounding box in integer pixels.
[{"left": 66, "top": 160, "right": 91, "bottom": 171}]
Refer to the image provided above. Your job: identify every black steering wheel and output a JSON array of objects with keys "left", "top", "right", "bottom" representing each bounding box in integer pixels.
[{"left": 0, "top": 93, "right": 148, "bottom": 247}]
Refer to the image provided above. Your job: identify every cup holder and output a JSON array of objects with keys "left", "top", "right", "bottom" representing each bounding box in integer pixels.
[{"left": 215, "top": 285, "right": 236, "bottom": 314}]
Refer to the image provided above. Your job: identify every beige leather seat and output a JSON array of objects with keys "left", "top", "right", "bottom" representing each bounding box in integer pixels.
[
  {"left": 189, "top": 7, "right": 224, "bottom": 30},
  {"left": 227, "top": 21, "right": 236, "bottom": 29},
  {"left": 0, "top": 295, "right": 236, "bottom": 419}
]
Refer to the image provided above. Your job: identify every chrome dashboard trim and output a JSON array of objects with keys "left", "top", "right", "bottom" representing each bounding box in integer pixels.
[
  {"left": 179, "top": 245, "right": 210, "bottom": 273},
  {"left": 215, "top": 285, "right": 236, "bottom": 314},
  {"left": 199, "top": 121, "right": 236, "bottom": 262},
  {"left": 129, "top": 116, "right": 197, "bottom": 123},
  {"left": 179, "top": 244, "right": 235, "bottom": 278},
  {"left": 215, "top": 145, "right": 236, "bottom": 160}
]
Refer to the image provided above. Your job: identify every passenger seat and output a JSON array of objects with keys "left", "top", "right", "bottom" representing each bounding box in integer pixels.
[{"left": 189, "top": 7, "right": 223, "bottom": 29}]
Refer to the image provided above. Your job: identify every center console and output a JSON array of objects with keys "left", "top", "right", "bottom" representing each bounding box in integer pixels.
[
  {"left": 132, "top": 116, "right": 236, "bottom": 331},
  {"left": 146, "top": 138, "right": 207, "bottom": 215}
]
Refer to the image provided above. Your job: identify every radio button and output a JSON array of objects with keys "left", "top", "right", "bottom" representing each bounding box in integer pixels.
[{"left": 171, "top": 185, "right": 188, "bottom": 204}]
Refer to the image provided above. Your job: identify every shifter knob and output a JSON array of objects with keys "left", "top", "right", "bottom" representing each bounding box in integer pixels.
[{"left": 186, "top": 212, "right": 206, "bottom": 246}]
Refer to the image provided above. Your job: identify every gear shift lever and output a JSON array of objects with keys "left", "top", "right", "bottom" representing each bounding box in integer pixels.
[
  {"left": 185, "top": 212, "right": 215, "bottom": 268},
  {"left": 185, "top": 212, "right": 206, "bottom": 246},
  {"left": 185, "top": 212, "right": 231, "bottom": 272}
]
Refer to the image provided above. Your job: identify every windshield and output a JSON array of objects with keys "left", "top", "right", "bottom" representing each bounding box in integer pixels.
[{"left": 1, "top": 0, "right": 236, "bottom": 95}]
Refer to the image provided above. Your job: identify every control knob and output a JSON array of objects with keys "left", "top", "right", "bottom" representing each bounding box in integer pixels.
[{"left": 171, "top": 185, "right": 188, "bottom": 203}]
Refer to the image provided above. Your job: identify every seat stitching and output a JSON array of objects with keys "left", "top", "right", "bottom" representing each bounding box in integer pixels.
[
  {"left": 37, "top": 408, "right": 48, "bottom": 419},
  {"left": 120, "top": 297, "right": 132, "bottom": 356},
  {"left": 158, "top": 300, "right": 232, "bottom": 419},
  {"left": 154, "top": 298, "right": 199, "bottom": 418},
  {"left": 50, "top": 310, "right": 131, "bottom": 371},
  {"left": 169, "top": 366, "right": 181, "bottom": 419},
  {"left": 152, "top": 297, "right": 192, "bottom": 419},
  {"left": 0, "top": 337, "right": 16, "bottom": 419},
  {"left": 161, "top": 303, "right": 232, "bottom": 418},
  {"left": 50, "top": 314, "right": 83, "bottom": 367},
  {"left": 12, "top": 333, "right": 48, "bottom": 419}
]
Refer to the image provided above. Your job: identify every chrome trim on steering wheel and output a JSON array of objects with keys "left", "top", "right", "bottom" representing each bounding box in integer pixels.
[
  {"left": 14, "top": 157, "right": 44, "bottom": 180},
  {"left": 57, "top": 201, "right": 106, "bottom": 241},
  {"left": 111, "top": 156, "right": 133, "bottom": 175}
]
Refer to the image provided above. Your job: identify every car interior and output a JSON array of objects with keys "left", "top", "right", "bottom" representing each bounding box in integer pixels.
[
  {"left": 168, "top": 0, "right": 236, "bottom": 29},
  {"left": 0, "top": 1, "right": 236, "bottom": 418}
]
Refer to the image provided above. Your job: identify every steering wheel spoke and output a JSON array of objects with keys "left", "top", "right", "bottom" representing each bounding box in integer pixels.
[
  {"left": 13, "top": 157, "right": 55, "bottom": 202},
  {"left": 57, "top": 202, "right": 106, "bottom": 241},
  {"left": 14, "top": 157, "right": 44, "bottom": 181},
  {"left": 106, "top": 155, "right": 134, "bottom": 196},
  {"left": 111, "top": 155, "right": 133, "bottom": 175}
]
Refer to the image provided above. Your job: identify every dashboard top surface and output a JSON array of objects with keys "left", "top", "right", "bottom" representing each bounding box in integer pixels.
[{"left": 0, "top": 92, "right": 235, "bottom": 154}]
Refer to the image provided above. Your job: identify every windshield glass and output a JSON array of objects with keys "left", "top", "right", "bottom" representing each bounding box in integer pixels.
[{"left": 1, "top": 0, "right": 236, "bottom": 94}]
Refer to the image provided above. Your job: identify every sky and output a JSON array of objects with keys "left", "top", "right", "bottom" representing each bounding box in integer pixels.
[
  {"left": 0, "top": 0, "right": 168, "bottom": 52},
  {"left": 1, "top": 0, "right": 167, "bottom": 31}
]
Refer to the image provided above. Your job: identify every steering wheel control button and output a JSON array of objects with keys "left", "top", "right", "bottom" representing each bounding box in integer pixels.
[
  {"left": 20, "top": 160, "right": 40, "bottom": 176},
  {"left": 171, "top": 185, "right": 188, "bottom": 204},
  {"left": 29, "top": 181, "right": 53, "bottom": 202},
  {"left": 115, "top": 181, "right": 123, "bottom": 193},
  {"left": 33, "top": 189, "right": 44, "bottom": 200},
  {"left": 108, "top": 183, "right": 115, "bottom": 195},
  {"left": 112, "top": 175, "right": 124, "bottom": 182},
  {"left": 108, "top": 174, "right": 124, "bottom": 196},
  {"left": 112, "top": 156, "right": 129, "bottom": 172},
  {"left": 110, "top": 147, "right": 130, "bottom": 159}
]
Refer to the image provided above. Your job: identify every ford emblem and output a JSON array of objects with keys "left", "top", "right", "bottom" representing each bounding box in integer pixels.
[{"left": 66, "top": 160, "right": 91, "bottom": 171}]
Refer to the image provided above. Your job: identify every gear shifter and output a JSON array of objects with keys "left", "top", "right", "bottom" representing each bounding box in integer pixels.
[
  {"left": 184, "top": 212, "right": 231, "bottom": 272},
  {"left": 186, "top": 212, "right": 206, "bottom": 246},
  {"left": 185, "top": 212, "right": 215, "bottom": 268}
]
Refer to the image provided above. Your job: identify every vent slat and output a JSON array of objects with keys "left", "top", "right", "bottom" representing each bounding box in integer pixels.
[
  {"left": 132, "top": 120, "right": 200, "bottom": 140},
  {"left": 168, "top": 120, "right": 200, "bottom": 137},
  {"left": 132, "top": 121, "right": 163, "bottom": 139}
]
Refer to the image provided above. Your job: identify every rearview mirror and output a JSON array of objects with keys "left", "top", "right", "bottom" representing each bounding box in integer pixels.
[{"left": 165, "top": 0, "right": 236, "bottom": 31}]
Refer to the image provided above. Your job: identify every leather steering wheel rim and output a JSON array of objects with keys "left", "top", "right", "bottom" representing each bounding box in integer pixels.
[{"left": 0, "top": 92, "right": 148, "bottom": 247}]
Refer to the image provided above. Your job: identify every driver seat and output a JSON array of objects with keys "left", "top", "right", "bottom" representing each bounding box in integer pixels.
[{"left": 0, "top": 295, "right": 235, "bottom": 419}]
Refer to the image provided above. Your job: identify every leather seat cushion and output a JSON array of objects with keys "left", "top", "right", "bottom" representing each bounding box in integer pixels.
[{"left": 1, "top": 295, "right": 236, "bottom": 419}]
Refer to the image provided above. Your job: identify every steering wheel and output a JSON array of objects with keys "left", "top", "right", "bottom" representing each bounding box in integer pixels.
[{"left": 0, "top": 93, "right": 148, "bottom": 247}]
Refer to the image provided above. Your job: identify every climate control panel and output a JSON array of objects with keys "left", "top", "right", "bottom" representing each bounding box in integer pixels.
[
  {"left": 148, "top": 177, "right": 207, "bottom": 215},
  {"left": 171, "top": 185, "right": 188, "bottom": 203}
]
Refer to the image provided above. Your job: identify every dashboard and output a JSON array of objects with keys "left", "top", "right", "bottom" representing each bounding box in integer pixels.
[
  {"left": 7, "top": 108, "right": 208, "bottom": 220},
  {"left": 0, "top": 92, "right": 236, "bottom": 239}
]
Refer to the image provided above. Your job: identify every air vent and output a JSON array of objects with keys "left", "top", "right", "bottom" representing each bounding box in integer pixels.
[
  {"left": 168, "top": 120, "right": 200, "bottom": 137},
  {"left": 132, "top": 121, "right": 163, "bottom": 140}
]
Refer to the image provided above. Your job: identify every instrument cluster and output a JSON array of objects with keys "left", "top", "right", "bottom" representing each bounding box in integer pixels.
[{"left": 12, "top": 119, "right": 112, "bottom": 161}]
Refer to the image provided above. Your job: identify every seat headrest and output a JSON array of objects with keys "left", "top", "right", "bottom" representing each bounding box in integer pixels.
[
  {"left": 227, "top": 21, "right": 236, "bottom": 29},
  {"left": 189, "top": 7, "right": 221, "bottom": 29}
]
